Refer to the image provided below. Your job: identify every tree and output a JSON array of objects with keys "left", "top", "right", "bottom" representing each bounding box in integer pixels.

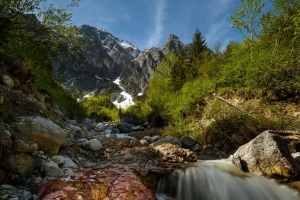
[
  {"left": 0, "top": 0, "right": 82, "bottom": 63},
  {"left": 231, "top": 0, "right": 266, "bottom": 61},
  {"left": 170, "top": 48, "right": 188, "bottom": 91},
  {"left": 187, "top": 28, "right": 208, "bottom": 80},
  {"left": 190, "top": 27, "right": 208, "bottom": 57}
]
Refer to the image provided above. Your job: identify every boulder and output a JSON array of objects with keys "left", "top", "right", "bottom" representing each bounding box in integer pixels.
[
  {"left": 229, "top": 130, "right": 300, "bottom": 180},
  {"left": 62, "top": 157, "right": 78, "bottom": 171},
  {"left": 116, "top": 123, "right": 134, "bottom": 133},
  {"left": 153, "top": 143, "right": 197, "bottom": 163},
  {"left": 13, "top": 139, "right": 38, "bottom": 153},
  {"left": 292, "top": 152, "right": 300, "bottom": 164},
  {"left": 150, "top": 135, "right": 161, "bottom": 143},
  {"left": 1, "top": 136, "right": 12, "bottom": 147},
  {"left": 77, "top": 138, "right": 88, "bottom": 147},
  {"left": 191, "top": 144, "right": 202, "bottom": 152},
  {"left": 2, "top": 75, "right": 14, "bottom": 89},
  {"left": 1, "top": 153, "right": 35, "bottom": 175},
  {"left": 51, "top": 155, "right": 66, "bottom": 165},
  {"left": 150, "top": 135, "right": 182, "bottom": 147},
  {"left": 180, "top": 136, "right": 196, "bottom": 148},
  {"left": 14, "top": 116, "right": 68, "bottom": 156},
  {"left": 120, "top": 112, "right": 140, "bottom": 125},
  {"left": 140, "top": 139, "right": 149, "bottom": 146},
  {"left": 41, "top": 161, "right": 64, "bottom": 178},
  {"left": 82, "top": 139, "right": 102, "bottom": 151}
]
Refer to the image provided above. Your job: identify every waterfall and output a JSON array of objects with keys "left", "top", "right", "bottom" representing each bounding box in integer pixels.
[{"left": 156, "top": 161, "right": 300, "bottom": 200}]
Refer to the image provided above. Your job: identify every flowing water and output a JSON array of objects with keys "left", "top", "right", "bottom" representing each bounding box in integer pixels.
[{"left": 156, "top": 160, "right": 300, "bottom": 200}]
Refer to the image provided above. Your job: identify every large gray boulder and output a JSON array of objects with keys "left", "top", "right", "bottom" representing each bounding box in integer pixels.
[
  {"left": 14, "top": 116, "right": 68, "bottom": 156},
  {"left": 229, "top": 130, "right": 300, "bottom": 180}
]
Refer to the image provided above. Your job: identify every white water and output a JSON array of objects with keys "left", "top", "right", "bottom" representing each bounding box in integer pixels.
[{"left": 156, "top": 161, "right": 300, "bottom": 200}]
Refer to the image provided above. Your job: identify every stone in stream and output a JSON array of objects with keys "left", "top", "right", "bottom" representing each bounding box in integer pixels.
[{"left": 229, "top": 130, "right": 300, "bottom": 180}]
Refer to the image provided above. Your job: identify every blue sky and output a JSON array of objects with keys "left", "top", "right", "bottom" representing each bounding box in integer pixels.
[{"left": 44, "top": 0, "right": 270, "bottom": 50}]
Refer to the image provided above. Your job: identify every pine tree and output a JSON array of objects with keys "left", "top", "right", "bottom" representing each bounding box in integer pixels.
[
  {"left": 190, "top": 28, "right": 208, "bottom": 58},
  {"left": 188, "top": 28, "right": 208, "bottom": 79},
  {"left": 170, "top": 48, "right": 187, "bottom": 91}
]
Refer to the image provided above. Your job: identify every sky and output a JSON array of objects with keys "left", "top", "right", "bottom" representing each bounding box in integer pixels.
[{"left": 43, "top": 0, "right": 271, "bottom": 51}]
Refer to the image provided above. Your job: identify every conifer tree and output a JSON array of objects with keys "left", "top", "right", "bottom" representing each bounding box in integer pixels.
[
  {"left": 188, "top": 27, "right": 208, "bottom": 79},
  {"left": 170, "top": 48, "right": 187, "bottom": 91}
]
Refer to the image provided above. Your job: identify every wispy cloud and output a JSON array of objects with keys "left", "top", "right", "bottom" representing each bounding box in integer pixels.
[
  {"left": 147, "top": 0, "right": 166, "bottom": 47},
  {"left": 205, "top": 19, "right": 231, "bottom": 49},
  {"left": 209, "top": 0, "right": 235, "bottom": 17}
]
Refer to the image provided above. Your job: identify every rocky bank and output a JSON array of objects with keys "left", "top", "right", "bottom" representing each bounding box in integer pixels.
[
  {"left": 0, "top": 74, "right": 201, "bottom": 199},
  {"left": 1, "top": 73, "right": 300, "bottom": 199}
]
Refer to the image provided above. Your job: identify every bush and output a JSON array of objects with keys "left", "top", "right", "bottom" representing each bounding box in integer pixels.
[{"left": 81, "top": 96, "right": 119, "bottom": 121}]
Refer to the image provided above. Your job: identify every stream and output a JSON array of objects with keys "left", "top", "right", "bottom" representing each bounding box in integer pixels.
[{"left": 156, "top": 160, "right": 300, "bottom": 200}]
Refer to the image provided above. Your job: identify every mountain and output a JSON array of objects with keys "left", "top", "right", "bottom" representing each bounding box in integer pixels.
[{"left": 54, "top": 24, "right": 188, "bottom": 108}]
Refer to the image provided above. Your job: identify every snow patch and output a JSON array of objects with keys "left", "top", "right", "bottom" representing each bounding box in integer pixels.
[
  {"left": 113, "top": 77, "right": 135, "bottom": 109},
  {"left": 138, "top": 93, "right": 143, "bottom": 96},
  {"left": 119, "top": 40, "right": 137, "bottom": 50}
]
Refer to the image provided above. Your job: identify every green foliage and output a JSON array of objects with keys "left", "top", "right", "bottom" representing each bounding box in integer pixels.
[
  {"left": 0, "top": 0, "right": 86, "bottom": 116},
  {"left": 81, "top": 96, "right": 119, "bottom": 121},
  {"left": 0, "top": 0, "right": 83, "bottom": 60},
  {"left": 139, "top": 0, "right": 300, "bottom": 148},
  {"left": 231, "top": 0, "right": 266, "bottom": 40},
  {"left": 32, "top": 64, "right": 86, "bottom": 116}
]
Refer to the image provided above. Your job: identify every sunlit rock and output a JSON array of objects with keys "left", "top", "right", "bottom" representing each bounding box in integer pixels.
[
  {"left": 14, "top": 116, "right": 67, "bottom": 156},
  {"left": 229, "top": 130, "right": 300, "bottom": 180}
]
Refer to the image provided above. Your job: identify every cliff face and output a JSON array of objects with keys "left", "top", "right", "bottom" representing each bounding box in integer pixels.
[{"left": 55, "top": 25, "right": 188, "bottom": 103}]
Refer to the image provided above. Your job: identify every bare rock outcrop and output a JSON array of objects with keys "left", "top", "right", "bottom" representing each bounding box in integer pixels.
[{"left": 229, "top": 130, "right": 300, "bottom": 180}]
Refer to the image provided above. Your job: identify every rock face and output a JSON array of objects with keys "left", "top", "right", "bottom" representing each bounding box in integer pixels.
[
  {"left": 230, "top": 130, "right": 300, "bottom": 180},
  {"left": 14, "top": 116, "right": 67, "bottom": 156},
  {"left": 56, "top": 24, "right": 189, "bottom": 102}
]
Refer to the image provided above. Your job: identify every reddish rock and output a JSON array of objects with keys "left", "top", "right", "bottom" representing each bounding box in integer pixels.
[
  {"left": 36, "top": 168, "right": 156, "bottom": 200},
  {"left": 1, "top": 136, "right": 13, "bottom": 147}
]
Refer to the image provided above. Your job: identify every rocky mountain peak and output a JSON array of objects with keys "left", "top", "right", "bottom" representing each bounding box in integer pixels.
[
  {"left": 159, "top": 34, "right": 183, "bottom": 55},
  {"left": 57, "top": 25, "right": 188, "bottom": 107}
]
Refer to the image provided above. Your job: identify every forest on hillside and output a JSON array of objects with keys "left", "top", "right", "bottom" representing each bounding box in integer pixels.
[{"left": 1, "top": 0, "right": 300, "bottom": 145}]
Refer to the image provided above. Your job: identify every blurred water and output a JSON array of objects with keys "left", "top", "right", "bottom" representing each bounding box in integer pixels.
[{"left": 156, "top": 161, "right": 300, "bottom": 200}]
